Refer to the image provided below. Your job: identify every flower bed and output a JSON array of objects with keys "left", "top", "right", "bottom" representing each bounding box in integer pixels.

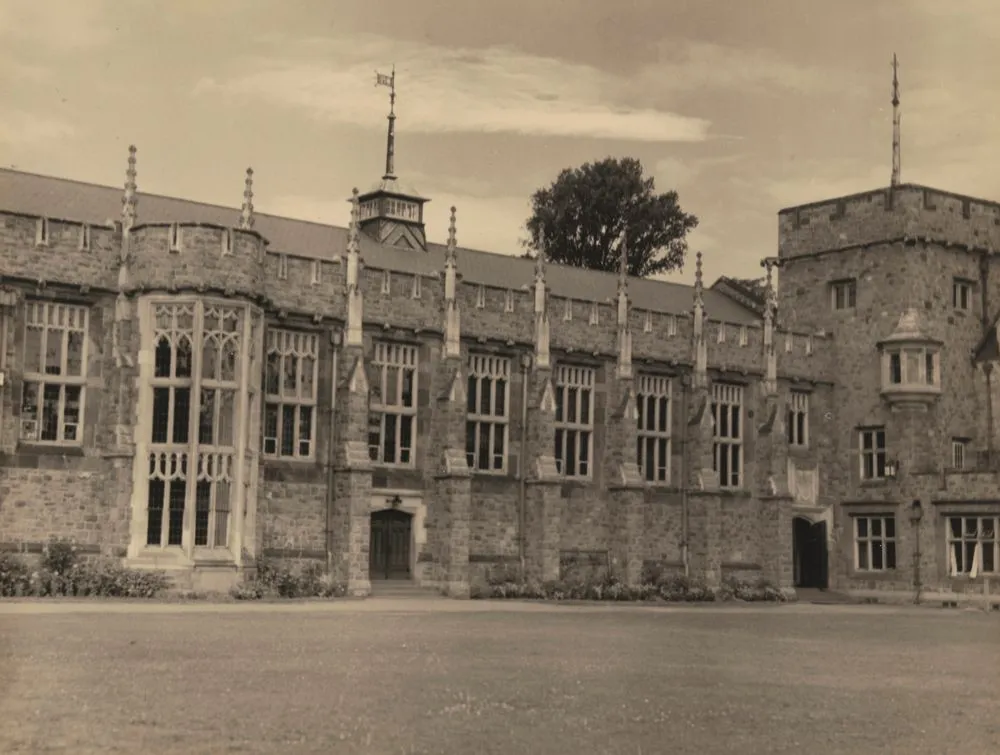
[
  {"left": 0, "top": 542, "right": 170, "bottom": 599},
  {"left": 471, "top": 562, "right": 788, "bottom": 603},
  {"left": 229, "top": 558, "right": 346, "bottom": 600}
]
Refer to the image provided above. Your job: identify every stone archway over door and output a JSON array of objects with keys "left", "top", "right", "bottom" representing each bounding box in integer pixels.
[
  {"left": 793, "top": 516, "right": 829, "bottom": 589},
  {"left": 369, "top": 509, "right": 413, "bottom": 580}
]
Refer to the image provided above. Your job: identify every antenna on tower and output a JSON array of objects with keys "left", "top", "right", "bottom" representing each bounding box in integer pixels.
[
  {"left": 891, "top": 53, "right": 901, "bottom": 187},
  {"left": 375, "top": 65, "right": 397, "bottom": 179}
]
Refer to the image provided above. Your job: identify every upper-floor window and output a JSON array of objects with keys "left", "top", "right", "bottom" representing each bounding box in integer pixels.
[
  {"left": 20, "top": 301, "right": 88, "bottom": 445},
  {"left": 368, "top": 342, "right": 417, "bottom": 467},
  {"left": 311, "top": 260, "right": 321, "bottom": 285},
  {"left": 830, "top": 279, "right": 856, "bottom": 311},
  {"left": 854, "top": 515, "right": 896, "bottom": 571},
  {"left": 887, "top": 349, "right": 937, "bottom": 386},
  {"left": 554, "top": 364, "right": 594, "bottom": 479},
  {"left": 466, "top": 354, "right": 510, "bottom": 473},
  {"left": 948, "top": 516, "right": 998, "bottom": 576},
  {"left": 953, "top": 279, "right": 973, "bottom": 311},
  {"left": 636, "top": 374, "right": 671, "bottom": 484},
  {"left": 79, "top": 224, "right": 91, "bottom": 251},
  {"left": 711, "top": 383, "right": 743, "bottom": 488},
  {"left": 859, "top": 427, "right": 887, "bottom": 481},
  {"left": 952, "top": 438, "right": 968, "bottom": 470},
  {"left": 787, "top": 391, "right": 809, "bottom": 447},
  {"left": 263, "top": 329, "right": 319, "bottom": 459}
]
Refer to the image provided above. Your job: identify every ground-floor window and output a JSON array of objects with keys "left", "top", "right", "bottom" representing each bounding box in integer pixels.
[
  {"left": 948, "top": 516, "right": 998, "bottom": 576},
  {"left": 854, "top": 515, "right": 896, "bottom": 571}
]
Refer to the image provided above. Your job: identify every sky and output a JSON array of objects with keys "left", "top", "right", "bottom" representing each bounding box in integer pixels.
[{"left": 1, "top": 0, "right": 999, "bottom": 286}]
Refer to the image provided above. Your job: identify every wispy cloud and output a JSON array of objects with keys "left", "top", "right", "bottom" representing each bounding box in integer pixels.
[
  {"left": 0, "top": 111, "right": 75, "bottom": 148},
  {"left": 637, "top": 41, "right": 862, "bottom": 97},
  {"left": 193, "top": 33, "right": 711, "bottom": 143},
  {"left": 0, "top": 1, "right": 113, "bottom": 51}
]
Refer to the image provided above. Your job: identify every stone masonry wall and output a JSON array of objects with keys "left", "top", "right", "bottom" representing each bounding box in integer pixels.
[{"left": 0, "top": 190, "right": 840, "bottom": 593}]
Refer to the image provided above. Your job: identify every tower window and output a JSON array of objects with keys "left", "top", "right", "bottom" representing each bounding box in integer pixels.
[
  {"left": 953, "top": 279, "right": 973, "bottom": 311},
  {"left": 830, "top": 279, "right": 856, "bottom": 311}
]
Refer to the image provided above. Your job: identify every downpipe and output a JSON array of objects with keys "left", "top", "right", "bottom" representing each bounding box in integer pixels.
[
  {"left": 680, "top": 372, "right": 690, "bottom": 578},
  {"left": 518, "top": 353, "right": 531, "bottom": 579},
  {"left": 325, "top": 331, "right": 341, "bottom": 576}
]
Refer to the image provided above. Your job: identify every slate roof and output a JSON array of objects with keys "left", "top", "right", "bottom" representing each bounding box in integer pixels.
[{"left": 0, "top": 168, "right": 760, "bottom": 323}]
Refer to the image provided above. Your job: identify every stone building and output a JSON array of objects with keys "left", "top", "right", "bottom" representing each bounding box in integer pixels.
[{"left": 1, "top": 101, "right": 998, "bottom": 604}]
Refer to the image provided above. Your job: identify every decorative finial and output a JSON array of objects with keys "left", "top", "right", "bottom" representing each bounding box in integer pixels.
[
  {"left": 348, "top": 187, "right": 360, "bottom": 250},
  {"left": 240, "top": 167, "right": 255, "bottom": 230},
  {"left": 446, "top": 206, "right": 457, "bottom": 262},
  {"left": 375, "top": 65, "right": 397, "bottom": 179},
  {"left": 694, "top": 251, "right": 703, "bottom": 289},
  {"left": 122, "top": 144, "right": 138, "bottom": 229},
  {"left": 619, "top": 230, "right": 628, "bottom": 287},
  {"left": 891, "top": 53, "right": 901, "bottom": 187}
]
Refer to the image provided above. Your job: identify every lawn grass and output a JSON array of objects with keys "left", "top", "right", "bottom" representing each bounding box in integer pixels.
[{"left": 0, "top": 601, "right": 997, "bottom": 754}]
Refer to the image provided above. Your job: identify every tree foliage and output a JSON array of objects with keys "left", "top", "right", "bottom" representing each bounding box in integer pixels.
[{"left": 523, "top": 157, "right": 699, "bottom": 278}]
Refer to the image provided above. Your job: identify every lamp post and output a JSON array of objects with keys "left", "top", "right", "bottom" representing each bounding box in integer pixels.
[{"left": 910, "top": 499, "right": 923, "bottom": 604}]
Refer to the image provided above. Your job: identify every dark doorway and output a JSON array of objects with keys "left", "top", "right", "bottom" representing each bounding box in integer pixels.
[
  {"left": 369, "top": 509, "right": 412, "bottom": 581},
  {"left": 793, "top": 517, "right": 829, "bottom": 589}
]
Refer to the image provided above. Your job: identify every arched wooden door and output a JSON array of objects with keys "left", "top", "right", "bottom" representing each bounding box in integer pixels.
[{"left": 369, "top": 509, "right": 412, "bottom": 580}]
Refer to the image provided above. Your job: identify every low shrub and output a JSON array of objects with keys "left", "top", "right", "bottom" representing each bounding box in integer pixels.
[
  {"left": 474, "top": 564, "right": 786, "bottom": 604},
  {"left": 0, "top": 548, "right": 170, "bottom": 599},
  {"left": 230, "top": 557, "right": 346, "bottom": 600}
]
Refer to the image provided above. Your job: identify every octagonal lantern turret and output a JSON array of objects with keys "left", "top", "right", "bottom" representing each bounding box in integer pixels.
[{"left": 877, "top": 308, "right": 942, "bottom": 411}]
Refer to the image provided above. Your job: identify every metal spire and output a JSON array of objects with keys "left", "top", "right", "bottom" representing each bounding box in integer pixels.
[
  {"left": 240, "top": 167, "right": 255, "bottom": 230},
  {"left": 122, "top": 145, "right": 138, "bottom": 229},
  {"left": 375, "top": 65, "right": 397, "bottom": 179},
  {"left": 891, "top": 53, "right": 901, "bottom": 187}
]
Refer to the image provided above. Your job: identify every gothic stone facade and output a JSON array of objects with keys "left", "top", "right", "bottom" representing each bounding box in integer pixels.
[{"left": 0, "top": 162, "right": 999, "bottom": 604}]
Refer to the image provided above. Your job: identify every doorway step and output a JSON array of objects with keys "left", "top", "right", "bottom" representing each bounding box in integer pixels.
[
  {"left": 368, "top": 580, "right": 441, "bottom": 599},
  {"left": 795, "top": 587, "right": 857, "bottom": 605}
]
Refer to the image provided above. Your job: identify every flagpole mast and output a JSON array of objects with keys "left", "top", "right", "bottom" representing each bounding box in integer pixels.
[{"left": 375, "top": 65, "right": 397, "bottom": 180}]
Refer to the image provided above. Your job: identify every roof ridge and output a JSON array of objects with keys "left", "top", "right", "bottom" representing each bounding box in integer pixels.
[{"left": 0, "top": 167, "right": 761, "bottom": 323}]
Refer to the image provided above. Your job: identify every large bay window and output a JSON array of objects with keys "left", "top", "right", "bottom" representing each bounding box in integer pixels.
[
  {"left": 368, "top": 342, "right": 418, "bottom": 466},
  {"left": 555, "top": 364, "right": 594, "bottom": 478},
  {"left": 263, "top": 329, "right": 319, "bottom": 459},
  {"left": 20, "top": 301, "right": 88, "bottom": 445},
  {"left": 466, "top": 354, "right": 510, "bottom": 473},
  {"left": 711, "top": 383, "right": 743, "bottom": 488},
  {"left": 636, "top": 374, "right": 671, "bottom": 483},
  {"left": 133, "top": 298, "right": 262, "bottom": 560}
]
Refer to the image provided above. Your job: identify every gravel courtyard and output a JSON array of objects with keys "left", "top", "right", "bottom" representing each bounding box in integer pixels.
[{"left": 0, "top": 598, "right": 997, "bottom": 754}]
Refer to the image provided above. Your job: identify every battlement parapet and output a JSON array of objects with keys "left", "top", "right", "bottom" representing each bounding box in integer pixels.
[
  {"left": 0, "top": 211, "right": 118, "bottom": 290},
  {"left": 779, "top": 184, "right": 1000, "bottom": 259},
  {"left": 129, "top": 223, "right": 267, "bottom": 300}
]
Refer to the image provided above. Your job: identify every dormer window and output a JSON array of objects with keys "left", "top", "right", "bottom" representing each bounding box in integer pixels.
[
  {"left": 169, "top": 224, "right": 181, "bottom": 253},
  {"left": 953, "top": 279, "right": 973, "bottom": 311},
  {"left": 831, "top": 279, "right": 856, "bottom": 311},
  {"left": 879, "top": 308, "right": 942, "bottom": 410},
  {"left": 35, "top": 217, "right": 50, "bottom": 247}
]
